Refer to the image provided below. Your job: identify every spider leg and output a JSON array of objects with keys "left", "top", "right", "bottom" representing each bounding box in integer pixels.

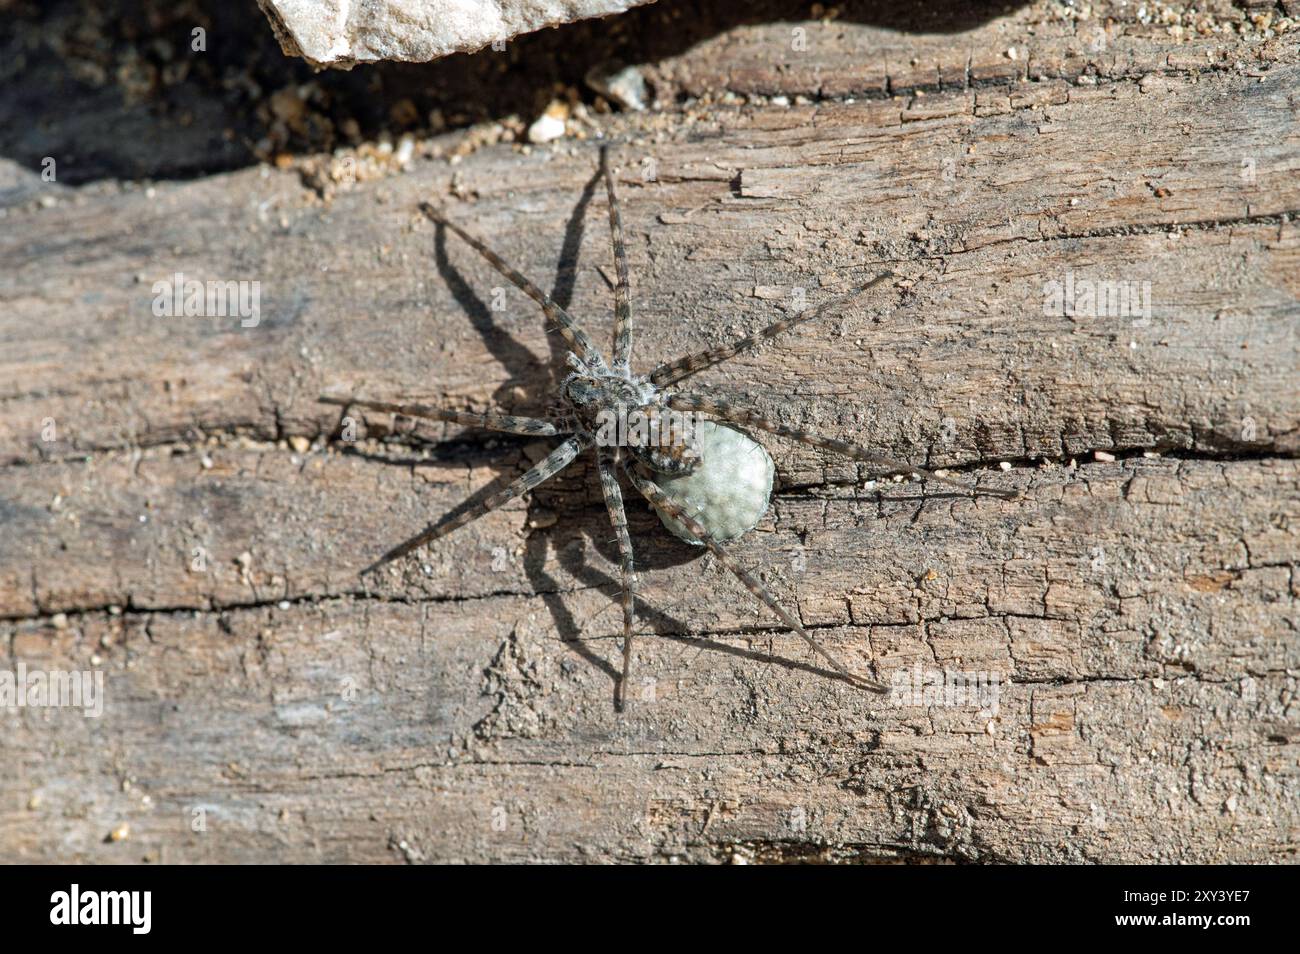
[
  {"left": 667, "top": 394, "right": 1017, "bottom": 500},
  {"left": 648, "top": 271, "right": 894, "bottom": 388},
  {"left": 596, "top": 449, "right": 637, "bottom": 710},
  {"left": 623, "top": 463, "right": 887, "bottom": 693},
  {"left": 320, "top": 394, "right": 564, "bottom": 437},
  {"left": 419, "top": 202, "right": 610, "bottom": 372},
  {"left": 599, "top": 146, "right": 634, "bottom": 373},
  {"left": 362, "top": 435, "right": 590, "bottom": 575}
]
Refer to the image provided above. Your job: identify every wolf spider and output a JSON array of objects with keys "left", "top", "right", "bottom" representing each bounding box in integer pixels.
[{"left": 321, "top": 146, "right": 1015, "bottom": 709}]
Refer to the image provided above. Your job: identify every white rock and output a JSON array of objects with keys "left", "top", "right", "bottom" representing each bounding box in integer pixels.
[
  {"left": 526, "top": 111, "right": 567, "bottom": 144},
  {"left": 258, "top": 0, "right": 658, "bottom": 69},
  {"left": 585, "top": 62, "right": 649, "bottom": 111}
]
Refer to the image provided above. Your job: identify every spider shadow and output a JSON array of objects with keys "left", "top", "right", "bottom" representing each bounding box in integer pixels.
[
  {"left": 367, "top": 167, "right": 608, "bottom": 558},
  {"left": 535, "top": 498, "right": 872, "bottom": 701},
  {"left": 431, "top": 166, "right": 600, "bottom": 412},
  {"left": 427, "top": 160, "right": 863, "bottom": 703}
]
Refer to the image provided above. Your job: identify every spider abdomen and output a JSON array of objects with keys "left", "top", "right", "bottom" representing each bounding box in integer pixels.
[{"left": 650, "top": 420, "right": 774, "bottom": 545}]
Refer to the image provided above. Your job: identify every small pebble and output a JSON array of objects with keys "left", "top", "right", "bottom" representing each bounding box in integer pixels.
[
  {"left": 1094, "top": 450, "right": 1116, "bottom": 462},
  {"left": 585, "top": 63, "right": 649, "bottom": 111},
  {"left": 527, "top": 103, "right": 568, "bottom": 144},
  {"left": 394, "top": 134, "right": 415, "bottom": 166}
]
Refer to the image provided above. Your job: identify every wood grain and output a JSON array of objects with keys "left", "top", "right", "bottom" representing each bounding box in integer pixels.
[{"left": 1, "top": 2, "right": 1296, "bottom": 863}]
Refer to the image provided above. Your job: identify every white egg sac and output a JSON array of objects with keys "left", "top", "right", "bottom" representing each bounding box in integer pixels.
[{"left": 652, "top": 420, "right": 775, "bottom": 545}]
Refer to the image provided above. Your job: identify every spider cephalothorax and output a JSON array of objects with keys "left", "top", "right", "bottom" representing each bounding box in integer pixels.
[
  {"left": 321, "top": 145, "right": 1015, "bottom": 710},
  {"left": 561, "top": 362, "right": 701, "bottom": 476}
]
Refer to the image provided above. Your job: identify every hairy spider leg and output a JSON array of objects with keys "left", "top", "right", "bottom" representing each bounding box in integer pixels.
[
  {"left": 623, "top": 463, "right": 888, "bottom": 693},
  {"left": 647, "top": 271, "right": 895, "bottom": 388},
  {"left": 596, "top": 448, "right": 638, "bottom": 709},
  {"left": 419, "top": 202, "right": 611, "bottom": 373},
  {"left": 667, "top": 394, "right": 1018, "bottom": 500},
  {"left": 361, "top": 435, "right": 591, "bottom": 575},
  {"left": 320, "top": 394, "right": 564, "bottom": 437},
  {"left": 599, "top": 146, "right": 634, "bottom": 374}
]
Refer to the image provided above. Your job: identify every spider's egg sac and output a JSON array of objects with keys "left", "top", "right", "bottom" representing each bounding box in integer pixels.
[{"left": 652, "top": 421, "right": 774, "bottom": 546}]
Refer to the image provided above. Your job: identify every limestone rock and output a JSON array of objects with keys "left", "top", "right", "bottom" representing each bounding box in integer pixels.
[{"left": 257, "top": 0, "right": 658, "bottom": 69}]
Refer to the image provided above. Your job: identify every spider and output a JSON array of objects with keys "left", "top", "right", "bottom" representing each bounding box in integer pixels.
[{"left": 321, "top": 146, "right": 1016, "bottom": 709}]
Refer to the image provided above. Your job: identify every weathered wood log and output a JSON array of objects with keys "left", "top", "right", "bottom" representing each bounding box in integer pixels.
[{"left": 0, "top": 3, "right": 1296, "bottom": 862}]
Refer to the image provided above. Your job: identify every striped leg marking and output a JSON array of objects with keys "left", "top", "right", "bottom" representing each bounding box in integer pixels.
[
  {"left": 362, "top": 435, "right": 590, "bottom": 574},
  {"left": 420, "top": 202, "right": 609, "bottom": 372},
  {"left": 321, "top": 394, "right": 563, "bottom": 437},
  {"left": 600, "top": 146, "right": 634, "bottom": 372},
  {"left": 667, "top": 394, "right": 1018, "bottom": 500},
  {"left": 648, "top": 271, "right": 894, "bottom": 388},
  {"left": 597, "top": 449, "right": 637, "bottom": 710}
]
